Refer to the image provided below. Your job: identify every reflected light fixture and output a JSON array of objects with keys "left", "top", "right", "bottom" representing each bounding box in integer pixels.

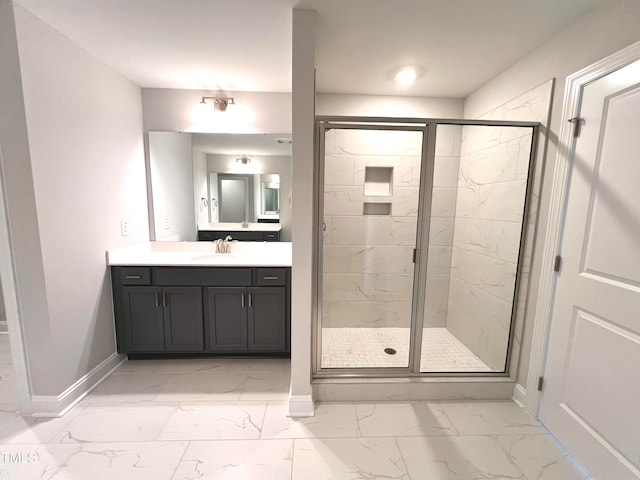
[
  {"left": 235, "top": 155, "right": 251, "bottom": 164},
  {"left": 200, "top": 96, "right": 236, "bottom": 111}
]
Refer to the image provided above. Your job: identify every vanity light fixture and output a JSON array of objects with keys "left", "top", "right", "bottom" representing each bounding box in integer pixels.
[
  {"left": 199, "top": 96, "right": 236, "bottom": 112},
  {"left": 235, "top": 155, "right": 251, "bottom": 164}
]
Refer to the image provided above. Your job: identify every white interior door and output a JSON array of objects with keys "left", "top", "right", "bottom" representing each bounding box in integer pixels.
[{"left": 540, "top": 59, "right": 640, "bottom": 480}]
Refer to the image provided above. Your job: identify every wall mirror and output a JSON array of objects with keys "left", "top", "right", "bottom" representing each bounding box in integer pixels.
[{"left": 148, "top": 132, "right": 292, "bottom": 242}]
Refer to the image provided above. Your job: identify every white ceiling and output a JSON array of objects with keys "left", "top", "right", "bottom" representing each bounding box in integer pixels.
[{"left": 14, "top": 0, "right": 603, "bottom": 97}]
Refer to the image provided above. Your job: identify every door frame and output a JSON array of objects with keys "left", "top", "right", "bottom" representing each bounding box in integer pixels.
[
  {"left": 526, "top": 40, "right": 640, "bottom": 416},
  {"left": 0, "top": 147, "right": 32, "bottom": 413}
]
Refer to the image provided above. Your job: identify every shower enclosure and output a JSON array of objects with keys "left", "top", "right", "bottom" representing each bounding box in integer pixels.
[{"left": 315, "top": 117, "right": 538, "bottom": 376}]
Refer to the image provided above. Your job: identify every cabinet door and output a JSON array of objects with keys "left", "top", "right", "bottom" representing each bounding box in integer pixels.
[
  {"left": 163, "top": 287, "right": 204, "bottom": 352},
  {"left": 122, "top": 287, "right": 164, "bottom": 352},
  {"left": 248, "top": 287, "right": 287, "bottom": 352},
  {"left": 206, "top": 287, "right": 248, "bottom": 352}
]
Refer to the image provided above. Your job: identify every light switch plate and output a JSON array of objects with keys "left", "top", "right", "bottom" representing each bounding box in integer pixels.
[{"left": 120, "top": 220, "right": 129, "bottom": 236}]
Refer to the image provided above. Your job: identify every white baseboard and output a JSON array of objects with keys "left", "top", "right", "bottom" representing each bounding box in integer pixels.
[
  {"left": 287, "top": 394, "right": 315, "bottom": 417},
  {"left": 512, "top": 383, "right": 527, "bottom": 408},
  {"left": 30, "top": 352, "right": 125, "bottom": 417}
]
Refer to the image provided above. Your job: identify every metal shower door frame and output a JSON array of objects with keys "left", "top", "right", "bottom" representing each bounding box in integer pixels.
[{"left": 313, "top": 116, "right": 540, "bottom": 379}]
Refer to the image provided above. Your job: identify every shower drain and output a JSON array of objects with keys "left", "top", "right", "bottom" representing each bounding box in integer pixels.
[{"left": 384, "top": 347, "right": 397, "bottom": 355}]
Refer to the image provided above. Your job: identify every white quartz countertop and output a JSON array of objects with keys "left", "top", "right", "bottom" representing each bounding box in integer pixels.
[
  {"left": 107, "top": 241, "right": 291, "bottom": 267},
  {"left": 198, "top": 222, "right": 281, "bottom": 232}
]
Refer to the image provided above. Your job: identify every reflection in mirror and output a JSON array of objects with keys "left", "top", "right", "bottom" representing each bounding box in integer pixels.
[
  {"left": 211, "top": 173, "right": 280, "bottom": 223},
  {"left": 148, "top": 132, "right": 291, "bottom": 241}
]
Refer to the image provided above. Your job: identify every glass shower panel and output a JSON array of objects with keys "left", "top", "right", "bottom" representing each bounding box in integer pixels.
[
  {"left": 320, "top": 127, "right": 423, "bottom": 369},
  {"left": 420, "top": 124, "right": 534, "bottom": 373}
]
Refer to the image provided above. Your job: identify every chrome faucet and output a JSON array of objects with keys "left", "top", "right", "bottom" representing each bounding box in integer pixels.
[{"left": 214, "top": 235, "right": 234, "bottom": 253}]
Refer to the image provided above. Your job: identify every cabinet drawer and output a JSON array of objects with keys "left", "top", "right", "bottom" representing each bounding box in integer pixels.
[
  {"left": 198, "top": 231, "right": 215, "bottom": 241},
  {"left": 262, "top": 231, "right": 280, "bottom": 242},
  {"left": 119, "top": 267, "right": 151, "bottom": 285},
  {"left": 153, "top": 267, "right": 252, "bottom": 286},
  {"left": 255, "top": 268, "right": 287, "bottom": 286}
]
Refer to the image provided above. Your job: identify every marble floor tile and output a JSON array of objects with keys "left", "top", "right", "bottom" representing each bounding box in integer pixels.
[
  {"left": 154, "top": 372, "right": 246, "bottom": 401},
  {"left": 292, "top": 437, "right": 410, "bottom": 480},
  {"left": 0, "top": 411, "right": 72, "bottom": 445},
  {"left": 171, "top": 439, "right": 293, "bottom": 480},
  {"left": 117, "top": 357, "right": 291, "bottom": 375},
  {"left": 49, "top": 402, "right": 178, "bottom": 443},
  {"left": 0, "top": 357, "right": 591, "bottom": 479},
  {"left": 440, "top": 401, "right": 544, "bottom": 435},
  {"left": 261, "top": 402, "right": 359, "bottom": 439},
  {"left": 397, "top": 435, "right": 526, "bottom": 480},
  {"left": 355, "top": 402, "right": 457, "bottom": 437},
  {"left": 495, "top": 434, "right": 589, "bottom": 480},
  {"left": 157, "top": 401, "right": 266, "bottom": 441},
  {"left": 83, "top": 372, "right": 173, "bottom": 403},
  {"left": 240, "top": 372, "right": 290, "bottom": 401},
  {"left": 0, "top": 441, "right": 187, "bottom": 480}
]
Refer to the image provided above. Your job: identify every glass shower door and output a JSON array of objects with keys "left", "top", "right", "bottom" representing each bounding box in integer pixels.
[{"left": 319, "top": 126, "right": 424, "bottom": 369}]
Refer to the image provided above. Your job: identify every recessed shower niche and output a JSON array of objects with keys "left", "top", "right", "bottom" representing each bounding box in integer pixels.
[
  {"left": 364, "top": 166, "right": 393, "bottom": 196},
  {"left": 316, "top": 117, "right": 538, "bottom": 377}
]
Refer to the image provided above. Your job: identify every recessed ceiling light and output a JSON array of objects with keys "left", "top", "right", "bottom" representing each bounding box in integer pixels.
[{"left": 394, "top": 66, "right": 419, "bottom": 86}]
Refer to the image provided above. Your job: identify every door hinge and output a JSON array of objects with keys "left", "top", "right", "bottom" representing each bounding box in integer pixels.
[
  {"left": 553, "top": 255, "right": 562, "bottom": 272},
  {"left": 568, "top": 117, "right": 585, "bottom": 137},
  {"left": 537, "top": 376, "right": 544, "bottom": 391},
  {"left": 412, "top": 249, "right": 417, "bottom": 263}
]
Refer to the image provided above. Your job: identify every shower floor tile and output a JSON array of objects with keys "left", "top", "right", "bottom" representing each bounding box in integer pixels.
[{"left": 321, "top": 327, "right": 492, "bottom": 372}]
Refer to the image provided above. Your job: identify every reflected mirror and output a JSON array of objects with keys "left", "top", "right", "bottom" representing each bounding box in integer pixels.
[{"left": 148, "top": 132, "right": 291, "bottom": 242}]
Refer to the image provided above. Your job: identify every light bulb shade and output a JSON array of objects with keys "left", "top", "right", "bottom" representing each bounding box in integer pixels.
[{"left": 199, "top": 96, "right": 236, "bottom": 112}]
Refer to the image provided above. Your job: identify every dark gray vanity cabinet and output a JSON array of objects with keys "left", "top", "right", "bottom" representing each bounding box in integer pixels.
[
  {"left": 198, "top": 230, "right": 280, "bottom": 242},
  {"left": 119, "top": 285, "right": 203, "bottom": 353},
  {"left": 121, "top": 286, "right": 165, "bottom": 352},
  {"left": 248, "top": 287, "right": 287, "bottom": 352},
  {"left": 206, "top": 286, "right": 287, "bottom": 353},
  {"left": 111, "top": 265, "right": 290, "bottom": 357},
  {"left": 162, "top": 287, "right": 204, "bottom": 352},
  {"left": 206, "top": 287, "right": 249, "bottom": 352}
]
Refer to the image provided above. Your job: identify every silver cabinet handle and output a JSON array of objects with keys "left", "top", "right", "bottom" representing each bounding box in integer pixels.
[
  {"left": 248, "top": 293, "right": 252, "bottom": 307},
  {"left": 155, "top": 292, "right": 160, "bottom": 307},
  {"left": 241, "top": 292, "right": 245, "bottom": 307},
  {"left": 163, "top": 292, "right": 168, "bottom": 307},
  {"left": 263, "top": 276, "right": 279, "bottom": 280},
  {"left": 125, "top": 275, "right": 142, "bottom": 279}
]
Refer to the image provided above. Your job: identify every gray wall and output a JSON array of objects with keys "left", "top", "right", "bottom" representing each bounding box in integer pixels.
[
  {"left": 207, "top": 154, "right": 292, "bottom": 241},
  {"left": 149, "top": 132, "right": 196, "bottom": 241},
  {"left": 9, "top": 5, "right": 149, "bottom": 395},
  {"left": 463, "top": 0, "right": 640, "bottom": 396}
]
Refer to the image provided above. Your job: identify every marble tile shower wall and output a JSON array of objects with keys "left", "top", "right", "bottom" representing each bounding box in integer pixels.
[
  {"left": 323, "top": 127, "right": 461, "bottom": 329},
  {"left": 444, "top": 82, "right": 553, "bottom": 370}
]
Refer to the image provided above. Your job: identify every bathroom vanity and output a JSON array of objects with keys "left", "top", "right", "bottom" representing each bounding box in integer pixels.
[
  {"left": 197, "top": 222, "right": 281, "bottom": 242},
  {"left": 107, "top": 242, "right": 291, "bottom": 357}
]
